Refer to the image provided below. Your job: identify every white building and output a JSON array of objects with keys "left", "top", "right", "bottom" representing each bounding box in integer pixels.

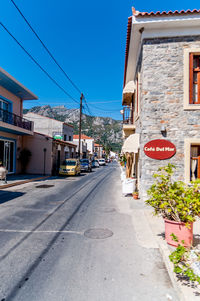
[
  {"left": 94, "top": 143, "right": 103, "bottom": 158},
  {"left": 73, "top": 134, "right": 94, "bottom": 157},
  {"left": 24, "top": 112, "right": 73, "bottom": 141}
]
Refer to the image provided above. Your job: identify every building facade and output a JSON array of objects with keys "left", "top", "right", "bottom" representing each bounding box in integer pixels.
[
  {"left": 24, "top": 112, "right": 76, "bottom": 166},
  {"left": 23, "top": 132, "right": 77, "bottom": 175},
  {"left": 122, "top": 8, "right": 200, "bottom": 199},
  {"left": 24, "top": 112, "right": 73, "bottom": 141},
  {"left": 94, "top": 143, "right": 103, "bottom": 158},
  {"left": 73, "top": 134, "right": 94, "bottom": 158},
  {"left": 0, "top": 67, "right": 37, "bottom": 174}
]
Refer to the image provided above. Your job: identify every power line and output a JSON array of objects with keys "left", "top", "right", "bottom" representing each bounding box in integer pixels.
[
  {"left": 83, "top": 98, "right": 93, "bottom": 116},
  {"left": 86, "top": 100, "right": 121, "bottom": 104},
  {"left": 88, "top": 103, "right": 121, "bottom": 112},
  {"left": 10, "top": 0, "right": 83, "bottom": 96},
  {"left": 0, "top": 22, "right": 79, "bottom": 105}
]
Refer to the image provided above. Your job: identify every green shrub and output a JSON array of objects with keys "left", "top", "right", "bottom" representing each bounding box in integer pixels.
[{"left": 146, "top": 164, "right": 200, "bottom": 224}]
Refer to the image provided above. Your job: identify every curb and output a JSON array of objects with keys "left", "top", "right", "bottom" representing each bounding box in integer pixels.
[
  {"left": 0, "top": 176, "right": 50, "bottom": 189},
  {"left": 144, "top": 210, "right": 200, "bottom": 301},
  {"left": 156, "top": 235, "right": 187, "bottom": 301}
]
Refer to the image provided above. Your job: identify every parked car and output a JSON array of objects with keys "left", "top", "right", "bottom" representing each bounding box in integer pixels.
[
  {"left": 59, "top": 159, "right": 81, "bottom": 176},
  {"left": 80, "top": 158, "right": 92, "bottom": 172},
  {"left": 94, "top": 159, "right": 99, "bottom": 168},
  {"left": 98, "top": 158, "right": 106, "bottom": 166}
]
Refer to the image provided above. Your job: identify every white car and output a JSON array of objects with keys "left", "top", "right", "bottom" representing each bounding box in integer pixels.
[{"left": 98, "top": 159, "right": 106, "bottom": 166}]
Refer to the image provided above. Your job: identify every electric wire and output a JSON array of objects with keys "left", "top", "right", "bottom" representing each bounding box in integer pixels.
[
  {"left": 10, "top": 0, "right": 83, "bottom": 96},
  {"left": 6, "top": 1, "right": 122, "bottom": 118},
  {"left": 83, "top": 99, "right": 93, "bottom": 116},
  {"left": 0, "top": 22, "right": 79, "bottom": 105},
  {"left": 8, "top": 1, "right": 121, "bottom": 117}
]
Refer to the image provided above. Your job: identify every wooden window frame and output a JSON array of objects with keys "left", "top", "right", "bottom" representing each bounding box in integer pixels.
[
  {"left": 185, "top": 139, "right": 200, "bottom": 183},
  {"left": 184, "top": 49, "right": 200, "bottom": 110},
  {"left": 189, "top": 53, "right": 200, "bottom": 104}
]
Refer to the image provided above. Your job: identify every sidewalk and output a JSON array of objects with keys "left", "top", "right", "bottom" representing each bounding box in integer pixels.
[
  {"left": 0, "top": 174, "right": 50, "bottom": 189},
  {"left": 125, "top": 193, "right": 200, "bottom": 301}
]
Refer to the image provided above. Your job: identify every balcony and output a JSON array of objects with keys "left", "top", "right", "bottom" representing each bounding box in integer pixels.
[
  {"left": 0, "top": 108, "right": 33, "bottom": 134},
  {"left": 123, "top": 106, "right": 134, "bottom": 124},
  {"left": 122, "top": 106, "right": 135, "bottom": 138}
]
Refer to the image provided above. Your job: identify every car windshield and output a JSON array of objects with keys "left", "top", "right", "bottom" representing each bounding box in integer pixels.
[
  {"left": 63, "top": 160, "right": 76, "bottom": 166},
  {"left": 80, "top": 159, "right": 89, "bottom": 163}
]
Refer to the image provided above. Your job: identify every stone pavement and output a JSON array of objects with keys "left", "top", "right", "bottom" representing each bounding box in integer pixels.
[
  {"left": 123, "top": 192, "right": 200, "bottom": 301},
  {"left": 0, "top": 174, "right": 50, "bottom": 189}
]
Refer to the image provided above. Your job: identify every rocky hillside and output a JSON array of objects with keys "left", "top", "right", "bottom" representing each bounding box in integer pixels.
[{"left": 23, "top": 105, "right": 122, "bottom": 152}]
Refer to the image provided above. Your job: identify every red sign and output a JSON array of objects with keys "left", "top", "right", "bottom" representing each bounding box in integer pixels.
[{"left": 144, "top": 139, "right": 176, "bottom": 160}]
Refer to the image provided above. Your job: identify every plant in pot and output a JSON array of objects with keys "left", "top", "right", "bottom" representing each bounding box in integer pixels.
[
  {"left": 132, "top": 191, "right": 139, "bottom": 199},
  {"left": 146, "top": 163, "right": 200, "bottom": 247}
]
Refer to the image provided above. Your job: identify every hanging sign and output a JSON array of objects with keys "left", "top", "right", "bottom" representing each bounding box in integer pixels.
[
  {"left": 53, "top": 135, "right": 63, "bottom": 140},
  {"left": 144, "top": 139, "right": 176, "bottom": 160}
]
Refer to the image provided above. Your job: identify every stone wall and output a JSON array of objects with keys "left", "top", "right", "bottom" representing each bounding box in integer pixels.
[{"left": 136, "top": 36, "right": 200, "bottom": 199}]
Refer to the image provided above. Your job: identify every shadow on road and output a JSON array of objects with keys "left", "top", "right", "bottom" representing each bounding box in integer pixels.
[{"left": 0, "top": 191, "right": 25, "bottom": 204}]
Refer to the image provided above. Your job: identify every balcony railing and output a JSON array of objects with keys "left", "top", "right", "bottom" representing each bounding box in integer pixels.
[
  {"left": 0, "top": 108, "right": 33, "bottom": 131},
  {"left": 123, "top": 106, "right": 134, "bottom": 125}
]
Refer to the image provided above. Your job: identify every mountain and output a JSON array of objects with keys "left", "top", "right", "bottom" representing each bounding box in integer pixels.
[{"left": 23, "top": 105, "right": 122, "bottom": 152}]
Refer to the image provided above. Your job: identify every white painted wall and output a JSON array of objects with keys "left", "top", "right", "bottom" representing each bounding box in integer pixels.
[
  {"left": 73, "top": 138, "right": 94, "bottom": 154},
  {"left": 24, "top": 112, "right": 73, "bottom": 140}
]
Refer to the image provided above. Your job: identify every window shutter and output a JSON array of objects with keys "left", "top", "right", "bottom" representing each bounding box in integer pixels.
[{"left": 189, "top": 53, "right": 194, "bottom": 104}]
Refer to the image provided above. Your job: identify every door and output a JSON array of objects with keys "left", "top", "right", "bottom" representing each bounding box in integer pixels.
[{"left": 0, "top": 139, "right": 14, "bottom": 173}]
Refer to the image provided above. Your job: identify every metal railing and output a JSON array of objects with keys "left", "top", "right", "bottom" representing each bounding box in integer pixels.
[
  {"left": 0, "top": 108, "right": 33, "bottom": 131},
  {"left": 123, "top": 106, "right": 134, "bottom": 124}
]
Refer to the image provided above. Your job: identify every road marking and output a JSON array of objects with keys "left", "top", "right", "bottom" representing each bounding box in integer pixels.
[{"left": 0, "top": 229, "right": 83, "bottom": 234}]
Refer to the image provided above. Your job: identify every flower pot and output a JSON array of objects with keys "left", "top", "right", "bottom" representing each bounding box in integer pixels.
[
  {"left": 164, "top": 219, "right": 193, "bottom": 247},
  {"left": 133, "top": 194, "right": 138, "bottom": 199}
]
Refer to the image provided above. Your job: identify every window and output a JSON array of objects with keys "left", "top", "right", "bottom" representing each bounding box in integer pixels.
[
  {"left": 189, "top": 54, "right": 200, "bottom": 104},
  {"left": 64, "top": 135, "right": 67, "bottom": 141},
  {"left": 184, "top": 49, "right": 200, "bottom": 109},
  {"left": 185, "top": 139, "right": 200, "bottom": 183},
  {"left": 0, "top": 98, "right": 10, "bottom": 112},
  {"left": 69, "top": 136, "right": 72, "bottom": 141}
]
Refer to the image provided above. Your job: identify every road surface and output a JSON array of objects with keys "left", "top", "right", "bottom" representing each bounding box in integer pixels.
[{"left": 0, "top": 163, "right": 178, "bottom": 301}]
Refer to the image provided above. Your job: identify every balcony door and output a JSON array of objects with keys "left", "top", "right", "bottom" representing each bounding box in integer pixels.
[
  {"left": 0, "top": 139, "right": 15, "bottom": 173},
  {"left": 0, "top": 99, "right": 11, "bottom": 124}
]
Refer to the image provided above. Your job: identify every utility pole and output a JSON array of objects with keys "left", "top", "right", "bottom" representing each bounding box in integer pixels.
[{"left": 78, "top": 93, "right": 84, "bottom": 158}]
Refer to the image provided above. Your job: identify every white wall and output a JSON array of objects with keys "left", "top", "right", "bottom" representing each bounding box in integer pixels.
[{"left": 24, "top": 112, "right": 73, "bottom": 140}]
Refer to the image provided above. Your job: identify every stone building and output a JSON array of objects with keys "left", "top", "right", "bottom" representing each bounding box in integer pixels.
[{"left": 122, "top": 8, "right": 200, "bottom": 199}]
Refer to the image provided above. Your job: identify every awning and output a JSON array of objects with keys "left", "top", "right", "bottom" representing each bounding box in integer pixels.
[
  {"left": 122, "top": 81, "right": 136, "bottom": 105},
  {"left": 122, "top": 133, "right": 140, "bottom": 153},
  {"left": 123, "top": 80, "right": 136, "bottom": 94}
]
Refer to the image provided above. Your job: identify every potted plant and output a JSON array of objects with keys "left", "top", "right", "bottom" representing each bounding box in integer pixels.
[
  {"left": 132, "top": 191, "right": 139, "bottom": 199},
  {"left": 146, "top": 164, "right": 200, "bottom": 247}
]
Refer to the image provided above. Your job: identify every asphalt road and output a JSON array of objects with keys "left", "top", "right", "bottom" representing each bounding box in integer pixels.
[{"left": 0, "top": 163, "right": 179, "bottom": 301}]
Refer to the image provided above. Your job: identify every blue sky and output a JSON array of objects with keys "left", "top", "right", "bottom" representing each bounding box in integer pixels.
[{"left": 0, "top": 0, "right": 199, "bottom": 120}]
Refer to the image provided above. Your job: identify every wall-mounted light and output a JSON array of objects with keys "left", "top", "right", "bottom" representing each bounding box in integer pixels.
[{"left": 161, "top": 125, "right": 167, "bottom": 136}]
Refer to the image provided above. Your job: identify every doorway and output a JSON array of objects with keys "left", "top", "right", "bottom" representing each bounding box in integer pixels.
[{"left": 0, "top": 139, "right": 15, "bottom": 173}]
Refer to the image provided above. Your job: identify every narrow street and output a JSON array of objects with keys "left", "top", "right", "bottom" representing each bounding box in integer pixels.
[{"left": 0, "top": 163, "right": 178, "bottom": 301}]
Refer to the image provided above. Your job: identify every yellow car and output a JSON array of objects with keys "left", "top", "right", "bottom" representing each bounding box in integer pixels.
[{"left": 59, "top": 159, "right": 81, "bottom": 176}]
